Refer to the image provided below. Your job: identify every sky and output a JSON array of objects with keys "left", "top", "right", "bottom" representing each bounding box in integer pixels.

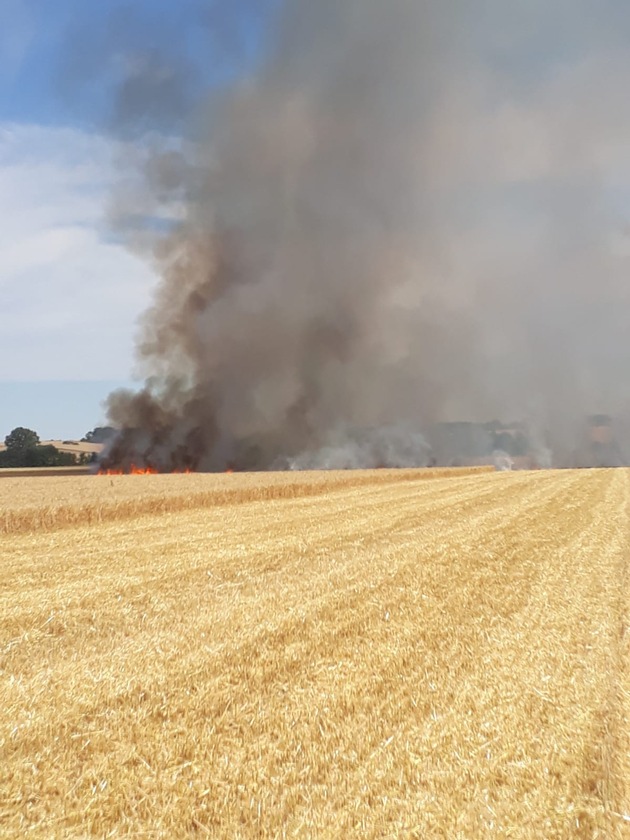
[
  {"left": 0, "top": 0, "right": 275, "bottom": 440},
  {"left": 3, "top": 0, "right": 630, "bottom": 445}
]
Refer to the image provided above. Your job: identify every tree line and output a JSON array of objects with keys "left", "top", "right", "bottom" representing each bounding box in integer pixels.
[{"left": 0, "top": 426, "right": 115, "bottom": 468}]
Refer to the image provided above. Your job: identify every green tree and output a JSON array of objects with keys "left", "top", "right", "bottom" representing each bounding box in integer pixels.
[
  {"left": 5, "top": 427, "right": 40, "bottom": 452},
  {"left": 31, "top": 445, "right": 77, "bottom": 467},
  {"left": 0, "top": 427, "right": 80, "bottom": 469},
  {"left": 0, "top": 449, "right": 20, "bottom": 468},
  {"left": 82, "top": 426, "right": 116, "bottom": 444}
]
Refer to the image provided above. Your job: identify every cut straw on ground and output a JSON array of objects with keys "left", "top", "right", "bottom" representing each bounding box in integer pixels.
[
  {"left": 0, "top": 466, "right": 491, "bottom": 536},
  {"left": 1, "top": 468, "right": 628, "bottom": 838}
]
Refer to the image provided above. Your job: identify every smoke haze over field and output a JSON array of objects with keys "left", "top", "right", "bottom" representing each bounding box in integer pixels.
[{"left": 101, "top": 0, "right": 630, "bottom": 470}]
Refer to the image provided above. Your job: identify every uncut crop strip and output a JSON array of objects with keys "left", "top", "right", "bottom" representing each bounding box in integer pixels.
[
  {"left": 0, "top": 469, "right": 629, "bottom": 838},
  {"left": 0, "top": 466, "right": 491, "bottom": 536}
]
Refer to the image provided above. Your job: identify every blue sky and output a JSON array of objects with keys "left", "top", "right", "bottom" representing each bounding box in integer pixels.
[
  {"left": 0, "top": 380, "right": 131, "bottom": 440},
  {"left": 0, "top": 0, "right": 277, "bottom": 127},
  {"left": 0, "top": 0, "right": 276, "bottom": 440}
]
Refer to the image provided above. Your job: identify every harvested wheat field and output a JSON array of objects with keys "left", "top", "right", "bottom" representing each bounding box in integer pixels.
[{"left": 1, "top": 468, "right": 629, "bottom": 838}]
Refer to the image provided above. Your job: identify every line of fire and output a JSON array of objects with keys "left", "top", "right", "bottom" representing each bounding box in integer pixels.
[{"left": 96, "top": 414, "right": 627, "bottom": 475}]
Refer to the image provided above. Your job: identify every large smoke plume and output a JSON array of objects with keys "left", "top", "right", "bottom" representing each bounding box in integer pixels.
[{"left": 100, "top": 0, "right": 630, "bottom": 470}]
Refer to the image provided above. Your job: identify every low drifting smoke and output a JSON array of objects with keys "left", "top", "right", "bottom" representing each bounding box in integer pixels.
[
  {"left": 281, "top": 424, "right": 432, "bottom": 471},
  {"left": 99, "top": 0, "right": 630, "bottom": 471}
]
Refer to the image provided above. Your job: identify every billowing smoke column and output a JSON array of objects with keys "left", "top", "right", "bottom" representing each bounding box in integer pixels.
[{"left": 102, "top": 0, "right": 630, "bottom": 471}]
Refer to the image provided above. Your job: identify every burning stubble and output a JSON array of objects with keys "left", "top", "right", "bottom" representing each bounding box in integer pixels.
[{"left": 99, "top": 0, "right": 630, "bottom": 471}]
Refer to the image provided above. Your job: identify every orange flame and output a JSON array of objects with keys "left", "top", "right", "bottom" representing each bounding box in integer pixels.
[
  {"left": 97, "top": 465, "right": 193, "bottom": 476},
  {"left": 129, "top": 464, "right": 158, "bottom": 475}
]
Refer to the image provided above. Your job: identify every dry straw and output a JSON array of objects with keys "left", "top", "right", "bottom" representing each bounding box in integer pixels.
[
  {"left": 1, "top": 468, "right": 628, "bottom": 838},
  {"left": 0, "top": 466, "right": 490, "bottom": 536}
]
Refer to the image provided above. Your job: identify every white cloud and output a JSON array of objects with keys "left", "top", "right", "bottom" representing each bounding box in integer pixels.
[{"left": 0, "top": 122, "right": 157, "bottom": 380}]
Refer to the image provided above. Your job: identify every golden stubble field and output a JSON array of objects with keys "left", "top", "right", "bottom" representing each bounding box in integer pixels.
[{"left": 0, "top": 468, "right": 629, "bottom": 838}]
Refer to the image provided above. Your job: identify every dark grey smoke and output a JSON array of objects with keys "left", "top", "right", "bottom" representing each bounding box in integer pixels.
[{"left": 101, "top": 0, "right": 630, "bottom": 471}]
